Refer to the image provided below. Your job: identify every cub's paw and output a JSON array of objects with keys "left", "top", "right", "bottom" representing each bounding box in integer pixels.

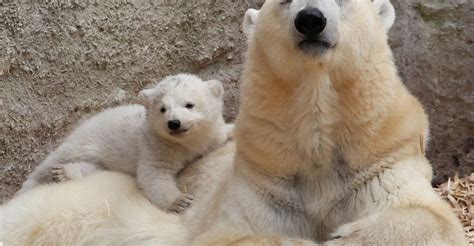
[
  {"left": 51, "top": 165, "right": 70, "bottom": 183},
  {"left": 168, "top": 194, "right": 194, "bottom": 214}
]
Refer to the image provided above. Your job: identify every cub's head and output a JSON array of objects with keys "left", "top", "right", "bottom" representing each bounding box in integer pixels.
[
  {"left": 139, "top": 74, "right": 224, "bottom": 142},
  {"left": 243, "top": 0, "right": 395, "bottom": 75}
]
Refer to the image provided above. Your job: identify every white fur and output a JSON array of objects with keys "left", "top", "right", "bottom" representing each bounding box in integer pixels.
[
  {"left": 1, "top": 1, "right": 465, "bottom": 245},
  {"left": 1, "top": 172, "right": 187, "bottom": 246},
  {"left": 373, "top": 0, "right": 396, "bottom": 31},
  {"left": 199, "top": 1, "right": 462, "bottom": 244},
  {"left": 1, "top": 141, "right": 236, "bottom": 245},
  {"left": 243, "top": 9, "right": 259, "bottom": 37},
  {"left": 20, "top": 73, "right": 233, "bottom": 213}
]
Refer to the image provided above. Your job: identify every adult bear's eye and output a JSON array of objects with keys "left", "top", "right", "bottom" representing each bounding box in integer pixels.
[
  {"left": 281, "top": 0, "right": 292, "bottom": 5},
  {"left": 185, "top": 103, "right": 194, "bottom": 109},
  {"left": 160, "top": 107, "right": 166, "bottom": 113}
]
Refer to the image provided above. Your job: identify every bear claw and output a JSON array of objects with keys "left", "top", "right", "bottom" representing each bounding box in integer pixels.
[
  {"left": 168, "top": 194, "right": 194, "bottom": 214},
  {"left": 51, "top": 165, "right": 70, "bottom": 183}
]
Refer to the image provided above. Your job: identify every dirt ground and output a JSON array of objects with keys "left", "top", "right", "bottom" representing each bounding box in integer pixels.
[{"left": 1, "top": 0, "right": 473, "bottom": 203}]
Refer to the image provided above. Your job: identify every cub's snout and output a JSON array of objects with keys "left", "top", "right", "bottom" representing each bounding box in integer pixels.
[{"left": 167, "top": 120, "right": 182, "bottom": 131}]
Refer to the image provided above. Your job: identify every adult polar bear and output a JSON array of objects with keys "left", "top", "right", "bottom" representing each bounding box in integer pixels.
[
  {"left": 195, "top": 0, "right": 465, "bottom": 244},
  {"left": 0, "top": 0, "right": 466, "bottom": 245}
]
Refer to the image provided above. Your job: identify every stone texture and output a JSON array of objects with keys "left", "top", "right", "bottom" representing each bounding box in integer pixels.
[
  {"left": 390, "top": 0, "right": 473, "bottom": 185},
  {"left": 0, "top": 0, "right": 472, "bottom": 202},
  {"left": 0, "top": 0, "right": 264, "bottom": 202}
]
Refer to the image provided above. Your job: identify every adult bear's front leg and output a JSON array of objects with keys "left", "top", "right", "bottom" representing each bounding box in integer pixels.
[{"left": 324, "top": 206, "right": 467, "bottom": 246}]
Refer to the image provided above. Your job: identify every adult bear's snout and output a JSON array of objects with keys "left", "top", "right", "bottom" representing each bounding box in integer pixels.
[{"left": 295, "top": 8, "right": 327, "bottom": 36}]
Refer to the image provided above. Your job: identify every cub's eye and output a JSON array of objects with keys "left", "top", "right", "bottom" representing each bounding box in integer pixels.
[
  {"left": 185, "top": 103, "right": 194, "bottom": 109},
  {"left": 160, "top": 107, "right": 166, "bottom": 113},
  {"left": 281, "top": 0, "right": 292, "bottom": 4}
]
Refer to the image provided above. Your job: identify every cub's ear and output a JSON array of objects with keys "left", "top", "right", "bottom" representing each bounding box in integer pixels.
[
  {"left": 373, "top": 0, "right": 395, "bottom": 32},
  {"left": 207, "top": 79, "right": 224, "bottom": 98},
  {"left": 243, "top": 8, "right": 259, "bottom": 38},
  {"left": 138, "top": 88, "right": 154, "bottom": 108}
]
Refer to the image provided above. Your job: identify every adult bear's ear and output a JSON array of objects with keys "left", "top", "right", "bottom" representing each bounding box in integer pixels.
[
  {"left": 207, "top": 79, "right": 224, "bottom": 98},
  {"left": 243, "top": 8, "right": 259, "bottom": 38},
  {"left": 373, "top": 0, "right": 395, "bottom": 32},
  {"left": 138, "top": 88, "right": 154, "bottom": 108}
]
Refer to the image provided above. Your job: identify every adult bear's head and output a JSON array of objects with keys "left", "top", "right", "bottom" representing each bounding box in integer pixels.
[{"left": 243, "top": 0, "right": 395, "bottom": 79}]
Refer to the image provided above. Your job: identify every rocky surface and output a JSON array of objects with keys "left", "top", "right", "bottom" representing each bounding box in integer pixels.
[
  {"left": 0, "top": 0, "right": 264, "bottom": 202},
  {"left": 1, "top": 0, "right": 472, "bottom": 202},
  {"left": 390, "top": 0, "right": 473, "bottom": 185}
]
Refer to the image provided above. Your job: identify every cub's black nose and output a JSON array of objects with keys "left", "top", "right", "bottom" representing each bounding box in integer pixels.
[
  {"left": 167, "top": 120, "right": 181, "bottom": 130},
  {"left": 294, "top": 8, "right": 327, "bottom": 36}
]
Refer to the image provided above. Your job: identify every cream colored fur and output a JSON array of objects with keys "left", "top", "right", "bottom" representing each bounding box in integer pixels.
[
  {"left": 1, "top": 0, "right": 466, "bottom": 245},
  {"left": 190, "top": 0, "right": 465, "bottom": 245},
  {"left": 1, "top": 142, "right": 235, "bottom": 245},
  {"left": 19, "top": 74, "right": 233, "bottom": 213},
  {"left": 1, "top": 172, "right": 186, "bottom": 246}
]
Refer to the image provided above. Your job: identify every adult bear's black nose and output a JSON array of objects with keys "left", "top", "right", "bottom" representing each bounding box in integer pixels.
[
  {"left": 167, "top": 120, "right": 181, "bottom": 131},
  {"left": 294, "top": 8, "right": 327, "bottom": 36}
]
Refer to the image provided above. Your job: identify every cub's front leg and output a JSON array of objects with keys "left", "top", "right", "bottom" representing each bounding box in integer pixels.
[{"left": 136, "top": 161, "right": 193, "bottom": 213}]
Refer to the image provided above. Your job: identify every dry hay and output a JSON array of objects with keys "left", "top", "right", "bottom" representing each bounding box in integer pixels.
[{"left": 435, "top": 173, "right": 474, "bottom": 245}]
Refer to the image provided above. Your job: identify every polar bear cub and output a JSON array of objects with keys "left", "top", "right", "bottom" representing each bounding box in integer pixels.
[{"left": 20, "top": 74, "right": 233, "bottom": 213}]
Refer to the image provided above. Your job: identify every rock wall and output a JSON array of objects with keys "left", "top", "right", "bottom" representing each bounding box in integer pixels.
[
  {"left": 390, "top": 0, "right": 473, "bottom": 184},
  {"left": 1, "top": 0, "right": 472, "bottom": 202},
  {"left": 0, "top": 0, "right": 263, "bottom": 201}
]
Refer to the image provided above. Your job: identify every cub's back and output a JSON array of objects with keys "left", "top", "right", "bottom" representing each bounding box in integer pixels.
[{"left": 52, "top": 104, "right": 147, "bottom": 175}]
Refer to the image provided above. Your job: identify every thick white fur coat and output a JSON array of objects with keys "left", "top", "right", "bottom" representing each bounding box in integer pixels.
[{"left": 0, "top": 0, "right": 466, "bottom": 245}]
